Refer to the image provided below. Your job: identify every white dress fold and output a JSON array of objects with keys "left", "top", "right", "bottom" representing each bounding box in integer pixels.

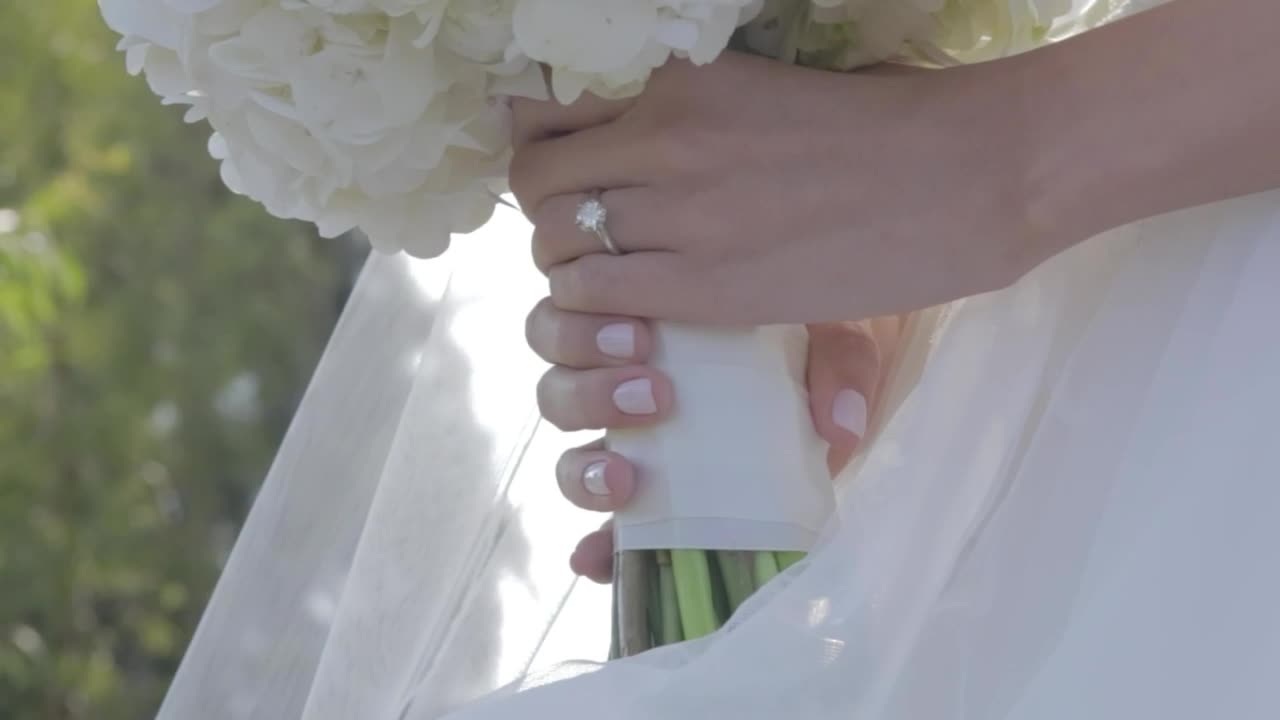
[{"left": 436, "top": 189, "right": 1280, "bottom": 719}]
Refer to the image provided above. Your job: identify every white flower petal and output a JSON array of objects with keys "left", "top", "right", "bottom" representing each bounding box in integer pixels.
[
  {"left": 513, "top": 0, "right": 656, "bottom": 73},
  {"left": 103, "top": 0, "right": 1100, "bottom": 256}
]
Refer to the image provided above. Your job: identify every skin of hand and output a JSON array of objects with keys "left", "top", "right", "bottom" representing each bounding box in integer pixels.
[
  {"left": 508, "top": 53, "right": 1059, "bottom": 326},
  {"left": 524, "top": 302, "right": 903, "bottom": 583},
  {"left": 509, "top": 0, "right": 1280, "bottom": 328}
]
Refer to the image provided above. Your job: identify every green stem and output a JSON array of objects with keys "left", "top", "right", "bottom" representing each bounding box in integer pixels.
[
  {"left": 647, "top": 551, "right": 663, "bottom": 647},
  {"left": 716, "top": 551, "right": 757, "bottom": 613},
  {"left": 617, "top": 551, "right": 652, "bottom": 657},
  {"left": 670, "top": 550, "right": 720, "bottom": 640},
  {"left": 656, "top": 550, "right": 684, "bottom": 646},
  {"left": 775, "top": 551, "right": 806, "bottom": 572},
  {"left": 752, "top": 551, "right": 781, "bottom": 589},
  {"left": 609, "top": 553, "right": 621, "bottom": 660}
]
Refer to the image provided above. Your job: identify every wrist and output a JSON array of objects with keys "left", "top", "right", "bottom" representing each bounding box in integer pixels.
[
  {"left": 1016, "top": 28, "right": 1152, "bottom": 246},
  {"left": 924, "top": 55, "right": 1081, "bottom": 282},
  {"left": 1018, "top": 0, "right": 1280, "bottom": 245}
]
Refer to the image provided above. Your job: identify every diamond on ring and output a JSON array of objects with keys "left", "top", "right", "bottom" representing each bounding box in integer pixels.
[
  {"left": 575, "top": 193, "right": 623, "bottom": 255},
  {"left": 575, "top": 197, "right": 608, "bottom": 234}
]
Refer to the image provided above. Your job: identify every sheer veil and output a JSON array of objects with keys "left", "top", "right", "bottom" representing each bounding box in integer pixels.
[{"left": 158, "top": 207, "right": 613, "bottom": 719}]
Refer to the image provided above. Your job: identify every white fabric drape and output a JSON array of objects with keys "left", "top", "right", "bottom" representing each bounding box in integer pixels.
[{"left": 435, "top": 190, "right": 1280, "bottom": 720}]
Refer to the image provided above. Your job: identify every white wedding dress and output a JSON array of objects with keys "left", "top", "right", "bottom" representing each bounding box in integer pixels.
[{"left": 157, "top": 7, "right": 1280, "bottom": 720}]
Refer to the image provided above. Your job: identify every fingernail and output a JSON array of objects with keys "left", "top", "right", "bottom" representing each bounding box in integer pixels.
[
  {"left": 833, "top": 389, "right": 868, "bottom": 438},
  {"left": 613, "top": 378, "right": 657, "bottom": 415},
  {"left": 583, "top": 461, "right": 610, "bottom": 496},
  {"left": 596, "top": 323, "right": 635, "bottom": 359}
]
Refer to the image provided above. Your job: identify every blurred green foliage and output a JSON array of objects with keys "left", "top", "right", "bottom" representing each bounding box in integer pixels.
[{"left": 0, "top": 2, "right": 362, "bottom": 717}]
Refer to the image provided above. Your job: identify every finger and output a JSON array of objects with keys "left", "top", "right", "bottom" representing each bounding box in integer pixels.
[
  {"left": 525, "top": 298, "right": 652, "bottom": 368},
  {"left": 530, "top": 187, "right": 670, "bottom": 272},
  {"left": 548, "top": 251, "right": 700, "bottom": 320},
  {"left": 511, "top": 92, "right": 632, "bottom": 148},
  {"left": 804, "top": 321, "right": 882, "bottom": 475},
  {"left": 537, "top": 365, "right": 674, "bottom": 432},
  {"left": 509, "top": 124, "right": 661, "bottom": 218},
  {"left": 570, "top": 521, "right": 615, "bottom": 584},
  {"left": 556, "top": 440, "right": 637, "bottom": 512}
]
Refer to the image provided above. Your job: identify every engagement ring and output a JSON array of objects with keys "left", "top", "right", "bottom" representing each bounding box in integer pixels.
[{"left": 575, "top": 191, "right": 623, "bottom": 256}]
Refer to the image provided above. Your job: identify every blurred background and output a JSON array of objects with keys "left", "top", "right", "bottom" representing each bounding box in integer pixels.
[{"left": 1, "top": 2, "right": 367, "bottom": 717}]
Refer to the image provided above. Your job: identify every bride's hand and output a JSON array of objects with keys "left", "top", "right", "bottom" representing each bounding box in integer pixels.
[
  {"left": 526, "top": 300, "right": 901, "bottom": 583},
  {"left": 510, "top": 52, "right": 1070, "bottom": 324}
]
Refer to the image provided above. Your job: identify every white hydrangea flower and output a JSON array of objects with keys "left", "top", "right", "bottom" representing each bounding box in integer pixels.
[
  {"left": 512, "top": 0, "right": 763, "bottom": 103},
  {"left": 101, "top": 0, "right": 541, "bottom": 256},
  {"left": 100, "top": 0, "right": 1107, "bottom": 257}
]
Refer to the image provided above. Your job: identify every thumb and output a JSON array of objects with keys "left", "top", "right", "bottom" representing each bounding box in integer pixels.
[{"left": 805, "top": 321, "right": 882, "bottom": 476}]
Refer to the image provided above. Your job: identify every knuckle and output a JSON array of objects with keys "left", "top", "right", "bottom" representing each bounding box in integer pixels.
[
  {"left": 535, "top": 369, "right": 570, "bottom": 431},
  {"left": 552, "top": 255, "right": 656, "bottom": 317},
  {"left": 554, "top": 451, "right": 577, "bottom": 495},
  {"left": 528, "top": 202, "right": 562, "bottom": 273},
  {"left": 529, "top": 228, "right": 553, "bottom": 275},
  {"left": 506, "top": 150, "right": 539, "bottom": 211},
  {"left": 527, "top": 298, "right": 587, "bottom": 366},
  {"left": 548, "top": 262, "right": 592, "bottom": 312},
  {"left": 535, "top": 368, "right": 553, "bottom": 412},
  {"left": 529, "top": 193, "right": 559, "bottom": 230},
  {"left": 530, "top": 195, "right": 581, "bottom": 273},
  {"left": 551, "top": 318, "right": 576, "bottom": 363},
  {"left": 537, "top": 367, "right": 593, "bottom": 432},
  {"left": 524, "top": 298, "right": 552, "bottom": 355},
  {"left": 543, "top": 310, "right": 574, "bottom": 363}
]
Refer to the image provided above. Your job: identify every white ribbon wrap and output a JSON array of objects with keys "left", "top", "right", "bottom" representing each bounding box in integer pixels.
[{"left": 608, "top": 323, "right": 836, "bottom": 552}]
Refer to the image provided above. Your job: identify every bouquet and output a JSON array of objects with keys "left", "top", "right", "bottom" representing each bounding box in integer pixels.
[{"left": 100, "top": 0, "right": 1081, "bottom": 658}]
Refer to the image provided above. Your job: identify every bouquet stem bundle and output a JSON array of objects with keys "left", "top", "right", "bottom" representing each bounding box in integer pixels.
[{"left": 610, "top": 549, "right": 806, "bottom": 658}]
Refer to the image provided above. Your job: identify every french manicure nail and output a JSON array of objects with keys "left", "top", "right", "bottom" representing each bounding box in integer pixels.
[
  {"left": 613, "top": 378, "right": 657, "bottom": 415},
  {"left": 596, "top": 323, "right": 635, "bottom": 359},
  {"left": 583, "top": 461, "right": 610, "bottom": 496},
  {"left": 833, "top": 389, "right": 868, "bottom": 438}
]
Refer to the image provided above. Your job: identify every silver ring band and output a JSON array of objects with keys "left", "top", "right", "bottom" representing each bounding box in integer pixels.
[{"left": 575, "top": 191, "right": 623, "bottom": 256}]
